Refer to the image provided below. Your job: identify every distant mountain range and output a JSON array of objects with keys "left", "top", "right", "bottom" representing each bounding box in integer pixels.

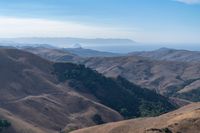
[
  {"left": 62, "top": 47, "right": 120, "bottom": 57},
  {"left": 21, "top": 47, "right": 120, "bottom": 63},
  {"left": 130, "top": 47, "right": 200, "bottom": 62},
  {"left": 20, "top": 44, "right": 200, "bottom": 62},
  {"left": 0, "top": 37, "right": 135, "bottom": 48}
]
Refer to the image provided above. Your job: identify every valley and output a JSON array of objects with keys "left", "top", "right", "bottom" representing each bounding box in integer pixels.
[{"left": 21, "top": 46, "right": 200, "bottom": 104}]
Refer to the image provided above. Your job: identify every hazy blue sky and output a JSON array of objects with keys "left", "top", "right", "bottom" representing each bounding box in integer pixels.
[{"left": 0, "top": 0, "right": 200, "bottom": 44}]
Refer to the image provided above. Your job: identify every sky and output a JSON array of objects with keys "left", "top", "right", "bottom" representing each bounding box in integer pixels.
[{"left": 0, "top": 0, "right": 200, "bottom": 44}]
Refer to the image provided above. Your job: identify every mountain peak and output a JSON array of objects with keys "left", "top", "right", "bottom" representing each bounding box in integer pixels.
[
  {"left": 156, "top": 47, "right": 174, "bottom": 52},
  {"left": 73, "top": 43, "right": 83, "bottom": 49}
]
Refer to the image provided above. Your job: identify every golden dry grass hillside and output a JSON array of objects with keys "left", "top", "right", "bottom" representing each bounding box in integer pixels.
[{"left": 72, "top": 103, "right": 200, "bottom": 133}]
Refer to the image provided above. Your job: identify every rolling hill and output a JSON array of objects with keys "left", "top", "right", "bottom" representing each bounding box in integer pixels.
[
  {"left": 0, "top": 48, "right": 175, "bottom": 133},
  {"left": 22, "top": 46, "right": 82, "bottom": 63},
  {"left": 130, "top": 48, "right": 200, "bottom": 62},
  {"left": 83, "top": 55, "right": 200, "bottom": 103},
  {"left": 72, "top": 102, "right": 200, "bottom": 133}
]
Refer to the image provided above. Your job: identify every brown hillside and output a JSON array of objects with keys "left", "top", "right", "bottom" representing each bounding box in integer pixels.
[
  {"left": 84, "top": 56, "right": 200, "bottom": 102},
  {"left": 0, "top": 48, "right": 122, "bottom": 133},
  {"left": 72, "top": 103, "right": 200, "bottom": 133}
]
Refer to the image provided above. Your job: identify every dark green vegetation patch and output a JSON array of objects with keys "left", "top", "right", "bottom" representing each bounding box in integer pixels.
[
  {"left": 53, "top": 63, "right": 175, "bottom": 118},
  {"left": 0, "top": 120, "right": 11, "bottom": 132}
]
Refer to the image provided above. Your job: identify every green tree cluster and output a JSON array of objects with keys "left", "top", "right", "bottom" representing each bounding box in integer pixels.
[{"left": 53, "top": 63, "right": 175, "bottom": 119}]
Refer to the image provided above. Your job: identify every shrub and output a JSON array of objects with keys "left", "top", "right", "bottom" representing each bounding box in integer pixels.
[
  {"left": 92, "top": 114, "right": 105, "bottom": 124},
  {"left": 0, "top": 120, "right": 11, "bottom": 132}
]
